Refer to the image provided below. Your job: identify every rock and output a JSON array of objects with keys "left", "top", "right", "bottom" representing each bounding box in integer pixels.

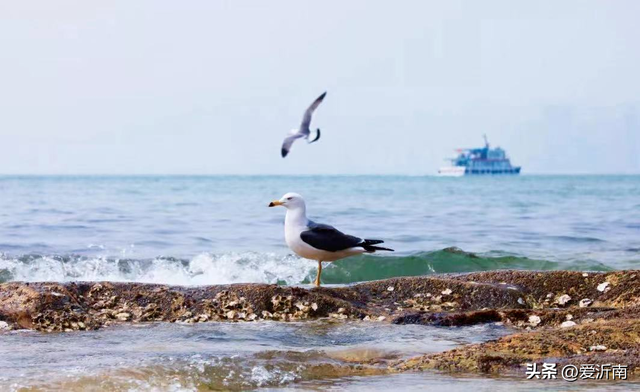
[
  {"left": 115, "top": 312, "right": 131, "bottom": 321},
  {"left": 590, "top": 345, "right": 607, "bottom": 351},
  {"left": 387, "top": 286, "right": 394, "bottom": 292},
  {"left": 528, "top": 315, "right": 541, "bottom": 327},
  {"left": 394, "top": 318, "right": 640, "bottom": 375},
  {"left": 556, "top": 294, "right": 571, "bottom": 306},
  {"left": 1, "top": 270, "right": 638, "bottom": 331},
  {"left": 579, "top": 298, "right": 592, "bottom": 308},
  {"left": 0, "top": 321, "right": 9, "bottom": 330},
  {"left": 597, "top": 281, "right": 610, "bottom": 292},
  {"left": 560, "top": 320, "right": 576, "bottom": 328}
]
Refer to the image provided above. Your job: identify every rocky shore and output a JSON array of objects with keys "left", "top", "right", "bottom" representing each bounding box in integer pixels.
[{"left": 1, "top": 270, "right": 638, "bottom": 378}]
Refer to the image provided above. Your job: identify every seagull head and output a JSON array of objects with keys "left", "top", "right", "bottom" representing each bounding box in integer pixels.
[{"left": 268, "top": 192, "right": 305, "bottom": 209}]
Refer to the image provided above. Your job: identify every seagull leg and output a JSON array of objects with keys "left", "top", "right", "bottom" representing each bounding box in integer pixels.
[{"left": 314, "top": 261, "right": 323, "bottom": 287}]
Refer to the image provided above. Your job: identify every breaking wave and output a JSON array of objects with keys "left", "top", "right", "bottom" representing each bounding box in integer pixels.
[
  {"left": 0, "top": 248, "right": 613, "bottom": 286},
  {"left": 0, "top": 252, "right": 312, "bottom": 286}
]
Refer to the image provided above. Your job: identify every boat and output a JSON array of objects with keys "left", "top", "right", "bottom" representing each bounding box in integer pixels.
[{"left": 438, "top": 135, "right": 521, "bottom": 176}]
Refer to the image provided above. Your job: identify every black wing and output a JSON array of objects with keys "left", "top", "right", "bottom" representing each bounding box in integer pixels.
[
  {"left": 308, "top": 128, "right": 320, "bottom": 144},
  {"left": 300, "top": 222, "right": 363, "bottom": 252},
  {"left": 281, "top": 133, "right": 304, "bottom": 157}
]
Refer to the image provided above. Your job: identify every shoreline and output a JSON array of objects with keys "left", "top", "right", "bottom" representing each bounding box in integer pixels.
[{"left": 1, "top": 270, "right": 638, "bottom": 379}]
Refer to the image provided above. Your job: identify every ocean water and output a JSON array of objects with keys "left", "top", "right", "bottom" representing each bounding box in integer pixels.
[
  {"left": 2, "top": 175, "right": 640, "bottom": 391},
  {"left": 0, "top": 321, "right": 513, "bottom": 391},
  {"left": 3, "top": 321, "right": 634, "bottom": 391},
  {"left": 1, "top": 175, "right": 638, "bottom": 285}
]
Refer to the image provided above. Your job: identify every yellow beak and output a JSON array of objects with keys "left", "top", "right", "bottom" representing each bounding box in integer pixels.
[{"left": 268, "top": 200, "right": 283, "bottom": 207}]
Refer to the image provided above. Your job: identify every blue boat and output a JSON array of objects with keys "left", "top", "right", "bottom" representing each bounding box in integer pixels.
[{"left": 438, "top": 135, "right": 521, "bottom": 176}]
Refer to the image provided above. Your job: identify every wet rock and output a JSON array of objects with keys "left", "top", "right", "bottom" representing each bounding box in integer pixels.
[
  {"left": 1, "top": 271, "right": 638, "bottom": 332},
  {"left": 455, "top": 271, "right": 640, "bottom": 310},
  {"left": 1, "top": 270, "right": 639, "bottom": 379},
  {"left": 393, "top": 318, "right": 640, "bottom": 376},
  {"left": 394, "top": 309, "right": 503, "bottom": 327}
]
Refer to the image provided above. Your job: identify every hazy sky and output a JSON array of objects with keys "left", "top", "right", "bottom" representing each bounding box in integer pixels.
[{"left": 1, "top": 1, "right": 639, "bottom": 175}]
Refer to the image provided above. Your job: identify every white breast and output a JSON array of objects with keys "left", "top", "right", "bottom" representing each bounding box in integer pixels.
[{"left": 284, "top": 221, "right": 321, "bottom": 260}]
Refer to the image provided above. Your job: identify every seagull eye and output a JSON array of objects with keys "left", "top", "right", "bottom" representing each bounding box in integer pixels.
[{"left": 287, "top": 197, "right": 293, "bottom": 200}]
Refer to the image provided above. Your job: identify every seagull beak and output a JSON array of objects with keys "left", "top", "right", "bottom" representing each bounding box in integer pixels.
[{"left": 268, "top": 200, "right": 283, "bottom": 207}]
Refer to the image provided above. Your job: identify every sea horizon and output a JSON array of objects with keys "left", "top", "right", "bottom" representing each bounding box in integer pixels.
[{"left": 1, "top": 172, "right": 639, "bottom": 177}]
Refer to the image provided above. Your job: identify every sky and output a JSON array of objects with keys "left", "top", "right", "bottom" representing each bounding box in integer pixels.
[{"left": 0, "top": 1, "right": 639, "bottom": 175}]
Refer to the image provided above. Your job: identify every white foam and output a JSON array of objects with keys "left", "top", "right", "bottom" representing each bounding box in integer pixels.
[{"left": 0, "top": 252, "right": 314, "bottom": 286}]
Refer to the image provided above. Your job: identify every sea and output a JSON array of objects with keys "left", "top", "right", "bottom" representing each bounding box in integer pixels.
[{"left": 1, "top": 175, "right": 639, "bottom": 390}]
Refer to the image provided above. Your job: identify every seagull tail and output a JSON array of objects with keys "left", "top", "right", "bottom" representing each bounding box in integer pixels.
[{"left": 361, "top": 239, "right": 394, "bottom": 252}]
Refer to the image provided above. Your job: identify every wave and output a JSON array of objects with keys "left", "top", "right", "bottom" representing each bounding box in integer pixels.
[
  {"left": 323, "top": 247, "right": 614, "bottom": 284},
  {"left": 0, "top": 248, "right": 613, "bottom": 286},
  {"left": 0, "top": 253, "right": 312, "bottom": 286},
  {"left": 6, "top": 350, "right": 385, "bottom": 391},
  {"left": 546, "top": 235, "right": 607, "bottom": 243}
]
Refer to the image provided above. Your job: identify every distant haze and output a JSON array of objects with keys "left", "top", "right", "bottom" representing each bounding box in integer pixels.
[{"left": 1, "top": 1, "right": 638, "bottom": 175}]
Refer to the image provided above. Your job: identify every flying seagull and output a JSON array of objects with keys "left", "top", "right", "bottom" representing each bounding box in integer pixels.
[
  {"left": 268, "top": 192, "right": 393, "bottom": 286},
  {"left": 281, "top": 92, "right": 326, "bottom": 158}
]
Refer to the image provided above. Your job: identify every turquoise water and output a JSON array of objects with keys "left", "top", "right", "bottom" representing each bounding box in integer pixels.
[{"left": 1, "top": 175, "right": 638, "bottom": 284}]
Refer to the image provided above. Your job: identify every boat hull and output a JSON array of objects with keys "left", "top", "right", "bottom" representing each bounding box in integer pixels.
[
  {"left": 437, "top": 166, "right": 467, "bottom": 177},
  {"left": 438, "top": 166, "right": 521, "bottom": 176}
]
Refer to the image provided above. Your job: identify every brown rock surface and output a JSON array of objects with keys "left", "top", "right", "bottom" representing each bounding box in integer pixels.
[
  {"left": 393, "top": 317, "right": 640, "bottom": 376},
  {"left": 1, "top": 270, "right": 638, "bottom": 378}
]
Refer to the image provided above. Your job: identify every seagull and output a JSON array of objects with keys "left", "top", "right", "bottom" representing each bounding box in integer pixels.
[
  {"left": 281, "top": 92, "right": 326, "bottom": 158},
  {"left": 268, "top": 192, "right": 393, "bottom": 286}
]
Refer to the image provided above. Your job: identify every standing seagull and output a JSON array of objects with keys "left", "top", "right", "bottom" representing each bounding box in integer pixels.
[
  {"left": 281, "top": 92, "right": 326, "bottom": 158},
  {"left": 268, "top": 192, "right": 393, "bottom": 286}
]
